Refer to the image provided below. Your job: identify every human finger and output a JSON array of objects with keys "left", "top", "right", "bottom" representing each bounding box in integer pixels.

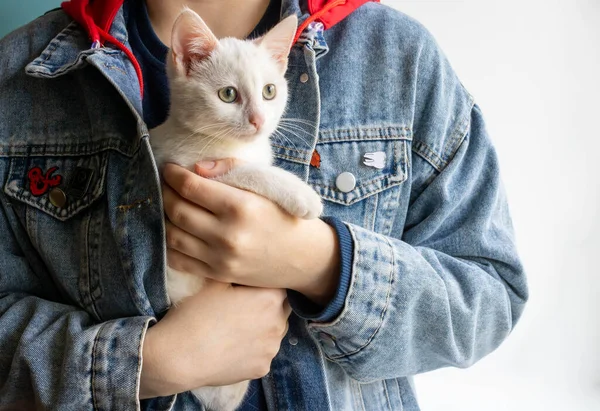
[
  {"left": 162, "top": 183, "right": 220, "bottom": 240},
  {"left": 194, "top": 158, "right": 244, "bottom": 178},
  {"left": 163, "top": 163, "right": 242, "bottom": 215},
  {"left": 167, "top": 249, "right": 213, "bottom": 278},
  {"left": 165, "top": 220, "right": 213, "bottom": 265}
]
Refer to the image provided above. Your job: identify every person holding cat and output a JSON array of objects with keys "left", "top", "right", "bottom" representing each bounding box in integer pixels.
[{"left": 0, "top": 0, "right": 528, "bottom": 410}]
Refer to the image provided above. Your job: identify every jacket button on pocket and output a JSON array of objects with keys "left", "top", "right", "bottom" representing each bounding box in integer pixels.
[
  {"left": 300, "top": 73, "right": 309, "bottom": 83},
  {"left": 335, "top": 172, "right": 356, "bottom": 193},
  {"left": 289, "top": 337, "right": 299, "bottom": 346},
  {"left": 49, "top": 188, "right": 67, "bottom": 208}
]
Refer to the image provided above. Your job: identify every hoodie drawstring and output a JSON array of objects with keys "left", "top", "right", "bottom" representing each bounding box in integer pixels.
[{"left": 61, "top": 0, "right": 145, "bottom": 98}]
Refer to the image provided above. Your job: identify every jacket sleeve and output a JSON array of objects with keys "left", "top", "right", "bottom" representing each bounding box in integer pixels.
[
  {"left": 294, "top": 103, "right": 529, "bottom": 382},
  {"left": 0, "top": 194, "right": 167, "bottom": 410}
]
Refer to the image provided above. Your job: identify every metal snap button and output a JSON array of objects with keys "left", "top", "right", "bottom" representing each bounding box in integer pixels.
[
  {"left": 335, "top": 172, "right": 356, "bottom": 193},
  {"left": 49, "top": 188, "right": 67, "bottom": 208},
  {"left": 289, "top": 337, "right": 299, "bottom": 346},
  {"left": 300, "top": 73, "right": 309, "bottom": 83}
]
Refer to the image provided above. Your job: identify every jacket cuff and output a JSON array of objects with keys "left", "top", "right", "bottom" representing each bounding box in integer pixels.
[
  {"left": 305, "top": 223, "right": 395, "bottom": 360},
  {"left": 91, "top": 316, "right": 176, "bottom": 410},
  {"left": 288, "top": 216, "right": 353, "bottom": 322}
]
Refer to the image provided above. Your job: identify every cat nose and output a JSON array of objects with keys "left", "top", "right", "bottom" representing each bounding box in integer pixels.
[{"left": 249, "top": 114, "right": 265, "bottom": 131}]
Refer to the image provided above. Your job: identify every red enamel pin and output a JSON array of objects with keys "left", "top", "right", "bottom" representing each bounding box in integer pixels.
[
  {"left": 28, "top": 166, "right": 62, "bottom": 196},
  {"left": 310, "top": 150, "right": 321, "bottom": 169}
]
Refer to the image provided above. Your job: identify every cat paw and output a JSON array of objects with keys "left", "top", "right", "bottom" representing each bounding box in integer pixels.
[{"left": 284, "top": 188, "right": 323, "bottom": 219}]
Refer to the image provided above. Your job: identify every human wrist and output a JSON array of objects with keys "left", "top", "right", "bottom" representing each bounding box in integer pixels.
[
  {"left": 139, "top": 324, "right": 197, "bottom": 399},
  {"left": 291, "top": 218, "right": 340, "bottom": 306},
  {"left": 139, "top": 325, "right": 170, "bottom": 399}
]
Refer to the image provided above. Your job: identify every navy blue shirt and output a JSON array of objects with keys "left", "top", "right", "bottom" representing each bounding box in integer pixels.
[{"left": 125, "top": 0, "right": 354, "bottom": 408}]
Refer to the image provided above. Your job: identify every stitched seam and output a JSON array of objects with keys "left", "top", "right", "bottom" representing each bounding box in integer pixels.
[
  {"left": 317, "top": 126, "right": 413, "bottom": 143},
  {"left": 319, "top": 126, "right": 411, "bottom": 134},
  {"left": 272, "top": 153, "right": 309, "bottom": 165},
  {"left": 314, "top": 182, "right": 403, "bottom": 205},
  {"left": 4, "top": 186, "right": 104, "bottom": 220},
  {"left": 405, "top": 138, "right": 412, "bottom": 170},
  {"left": 103, "top": 61, "right": 127, "bottom": 76},
  {"left": 396, "top": 379, "right": 404, "bottom": 411},
  {"left": 309, "top": 173, "right": 389, "bottom": 189},
  {"left": 91, "top": 323, "right": 107, "bottom": 411},
  {"left": 310, "top": 174, "right": 406, "bottom": 206},
  {"left": 39, "top": 22, "right": 78, "bottom": 63},
  {"left": 442, "top": 94, "right": 475, "bottom": 162},
  {"left": 368, "top": 191, "right": 378, "bottom": 231},
  {"left": 81, "top": 211, "right": 100, "bottom": 318},
  {"left": 318, "top": 135, "right": 412, "bottom": 144},
  {"left": 270, "top": 143, "right": 311, "bottom": 155},
  {"left": 411, "top": 140, "right": 445, "bottom": 172},
  {"left": 136, "top": 318, "right": 155, "bottom": 411},
  {"left": 357, "top": 383, "right": 367, "bottom": 411},
  {"left": 0, "top": 141, "right": 137, "bottom": 158},
  {"left": 383, "top": 380, "right": 392, "bottom": 410},
  {"left": 116, "top": 198, "right": 152, "bottom": 212}
]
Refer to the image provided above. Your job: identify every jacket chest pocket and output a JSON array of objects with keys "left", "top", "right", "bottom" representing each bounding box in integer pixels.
[
  {"left": 4, "top": 153, "right": 108, "bottom": 220},
  {"left": 3, "top": 151, "right": 109, "bottom": 316},
  {"left": 308, "top": 127, "right": 411, "bottom": 234}
]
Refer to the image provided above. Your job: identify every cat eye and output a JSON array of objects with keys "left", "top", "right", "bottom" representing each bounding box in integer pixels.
[
  {"left": 262, "top": 84, "right": 276, "bottom": 100},
  {"left": 218, "top": 87, "right": 238, "bottom": 103}
]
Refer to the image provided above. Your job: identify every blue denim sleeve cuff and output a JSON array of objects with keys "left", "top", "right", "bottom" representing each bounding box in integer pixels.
[
  {"left": 92, "top": 316, "right": 176, "bottom": 410},
  {"left": 288, "top": 216, "right": 354, "bottom": 323}
]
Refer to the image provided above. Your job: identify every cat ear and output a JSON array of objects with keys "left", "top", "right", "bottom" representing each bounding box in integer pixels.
[
  {"left": 171, "top": 8, "right": 218, "bottom": 75},
  {"left": 259, "top": 15, "right": 298, "bottom": 73}
]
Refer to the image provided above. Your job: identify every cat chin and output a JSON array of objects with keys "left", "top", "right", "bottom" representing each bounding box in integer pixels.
[{"left": 234, "top": 132, "right": 269, "bottom": 143}]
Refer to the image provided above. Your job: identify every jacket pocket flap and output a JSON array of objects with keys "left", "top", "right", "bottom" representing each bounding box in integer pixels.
[{"left": 308, "top": 128, "right": 410, "bottom": 206}]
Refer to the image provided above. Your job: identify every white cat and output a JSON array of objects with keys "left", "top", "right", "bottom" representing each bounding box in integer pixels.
[{"left": 149, "top": 8, "right": 322, "bottom": 411}]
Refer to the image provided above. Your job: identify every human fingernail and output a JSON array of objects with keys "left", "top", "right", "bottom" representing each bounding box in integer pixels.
[{"left": 197, "top": 161, "right": 216, "bottom": 169}]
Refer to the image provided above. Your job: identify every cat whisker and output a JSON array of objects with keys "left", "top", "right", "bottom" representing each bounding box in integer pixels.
[
  {"left": 195, "top": 129, "right": 232, "bottom": 158},
  {"left": 181, "top": 123, "right": 230, "bottom": 143},
  {"left": 276, "top": 125, "right": 313, "bottom": 146},
  {"left": 271, "top": 130, "right": 301, "bottom": 152},
  {"left": 278, "top": 121, "right": 317, "bottom": 133},
  {"left": 278, "top": 121, "right": 316, "bottom": 134},
  {"left": 279, "top": 131, "right": 308, "bottom": 150},
  {"left": 279, "top": 118, "right": 318, "bottom": 127},
  {"left": 277, "top": 124, "right": 315, "bottom": 142},
  {"left": 180, "top": 126, "right": 230, "bottom": 155}
]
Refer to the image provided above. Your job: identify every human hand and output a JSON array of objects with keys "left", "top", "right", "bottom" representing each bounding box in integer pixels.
[
  {"left": 161, "top": 161, "right": 340, "bottom": 305},
  {"left": 139, "top": 280, "right": 290, "bottom": 398}
]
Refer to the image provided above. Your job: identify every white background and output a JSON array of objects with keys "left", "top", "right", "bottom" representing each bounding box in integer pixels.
[{"left": 384, "top": 1, "right": 600, "bottom": 410}]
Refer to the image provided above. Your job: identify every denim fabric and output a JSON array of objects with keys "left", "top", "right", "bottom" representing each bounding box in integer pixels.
[{"left": 0, "top": 1, "right": 528, "bottom": 410}]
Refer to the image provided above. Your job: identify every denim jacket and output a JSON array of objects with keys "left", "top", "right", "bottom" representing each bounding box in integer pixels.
[{"left": 0, "top": 1, "right": 528, "bottom": 410}]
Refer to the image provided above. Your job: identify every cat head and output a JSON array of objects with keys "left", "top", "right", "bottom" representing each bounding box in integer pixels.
[{"left": 166, "top": 8, "right": 297, "bottom": 144}]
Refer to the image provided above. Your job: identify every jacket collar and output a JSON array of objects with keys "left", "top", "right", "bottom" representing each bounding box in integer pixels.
[{"left": 25, "top": 3, "right": 129, "bottom": 80}]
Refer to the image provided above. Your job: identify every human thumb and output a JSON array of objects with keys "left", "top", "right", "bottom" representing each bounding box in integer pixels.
[{"left": 194, "top": 158, "right": 239, "bottom": 178}]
